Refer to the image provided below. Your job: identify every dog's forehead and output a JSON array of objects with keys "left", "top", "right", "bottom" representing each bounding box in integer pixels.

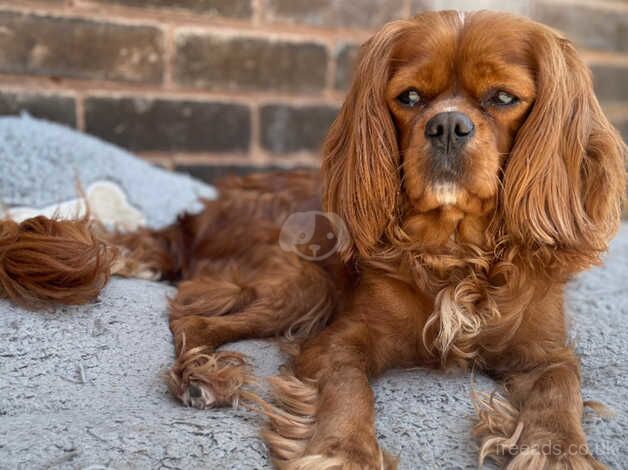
[
  {"left": 457, "top": 13, "right": 535, "bottom": 68},
  {"left": 391, "top": 12, "right": 536, "bottom": 92},
  {"left": 403, "top": 13, "right": 533, "bottom": 59}
]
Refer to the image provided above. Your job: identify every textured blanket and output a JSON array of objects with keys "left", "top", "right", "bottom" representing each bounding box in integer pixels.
[{"left": 0, "top": 116, "right": 626, "bottom": 469}]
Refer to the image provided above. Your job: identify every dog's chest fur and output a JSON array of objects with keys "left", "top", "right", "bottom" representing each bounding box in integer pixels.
[{"left": 405, "top": 243, "right": 510, "bottom": 366}]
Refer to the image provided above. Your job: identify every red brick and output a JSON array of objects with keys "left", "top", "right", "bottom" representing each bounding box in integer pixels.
[
  {"left": 90, "top": 0, "right": 252, "bottom": 18},
  {"left": 260, "top": 104, "right": 337, "bottom": 154},
  {"left": 0, "top": 12, "right": 164, "bottom": 83},
  {"left": 85, "top": 96, "right": 250, "bottom": 152},
  {"left": 334, "top": 43, "right": 359, "bottom": 90},
  {"left": 0, "top": 91, "right": 76, "bottom": 127},
  {"left": 534, "top": 2, "right": 628, "bottom": 53},
  {"left": 591, "top": 65, "right": 628, "bottom": 103},
  {"left": 266, "top": 0, "right": 406, "bottom": 29},
  {"left": 611, "top": 117, "right": 628, "bottom": 143},
  {"left": 412, "top": 0, "right": 528, "bottom": 15},
  {"left": 174, "top": 32, "right": 328, "bottom": 92}
]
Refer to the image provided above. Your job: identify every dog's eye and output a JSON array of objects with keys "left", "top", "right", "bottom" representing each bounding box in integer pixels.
[
  {"left": 490, "top": 90, "right": 519, "bottom": 106},
  {"left": 397, "top": 89, "right": 421, "bottom": 107}
]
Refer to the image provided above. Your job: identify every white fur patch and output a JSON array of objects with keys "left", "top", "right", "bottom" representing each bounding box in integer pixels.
[
  {"left": 433, "top": 183, "right": 459, "bottom": 205},
  {"left": 457, "top": 11, "right": 466, "bottom": 26},
  {"left": 432, "top": 99, "right": 460, "bottom": 114}
]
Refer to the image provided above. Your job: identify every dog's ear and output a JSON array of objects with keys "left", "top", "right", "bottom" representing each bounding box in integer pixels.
[
  {"left": 502, "top": 27, "right": 626, "bottom": 268},
  {"left": 322, "top": 21, "right": 414, "bottom": 261}
]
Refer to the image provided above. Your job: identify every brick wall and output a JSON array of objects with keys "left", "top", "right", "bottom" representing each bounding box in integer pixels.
[{"left": 0, "top": 0, "right": 626, "bottom": 185}]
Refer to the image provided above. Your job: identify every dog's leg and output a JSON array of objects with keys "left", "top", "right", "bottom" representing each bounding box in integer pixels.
[
  {"left": 168, "top": 276, "right": 256, "bottom": 320},
  {"left": 168, "top": 260, "right": 336, "bottom": 410},
  {"left": 476, "top": 322, "right": 606, "bottom": 469},
  {"left": 106, "top": 223, "right": 186, "bottom": 281},
  {"left": 262, "top": 316, "right": 398, "bottom": 469},
  {"left": 262, "top": 275, "right": 425, "bottom": 469}
]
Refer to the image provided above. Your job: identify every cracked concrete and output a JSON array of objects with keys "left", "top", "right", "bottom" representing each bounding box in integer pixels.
[{"left": 0, "top": 279, "right": 282, "bottom": 470}]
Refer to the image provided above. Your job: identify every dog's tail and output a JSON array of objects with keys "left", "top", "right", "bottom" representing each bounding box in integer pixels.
[
  {"left": 0, "top": 215, "right": 115, "bottom": 308},
  {"left": 0, "top": 214, "right": 188, "bottom": 309}
]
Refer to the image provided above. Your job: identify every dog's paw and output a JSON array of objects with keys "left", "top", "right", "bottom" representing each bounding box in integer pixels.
[
  {"left": 291, "top": 436, "right": 396, "bottom": 470},
  {"left": 505, "top": 450, "right": 606, "bottom": 470},
  {"left": 279, "top": 447, "right": 396, "bottom": 470},
  {"left": 179, "top": 381, "right": 217, "bottom": 409},
  {"left": 473, "top": 391, "right": 607, "bottom": 469},
  {"left": 166, "top": 348, "right": 254, "bottom": 409},
  {"left": 479, "top": 423, "right": 606, "bottom": 469}
]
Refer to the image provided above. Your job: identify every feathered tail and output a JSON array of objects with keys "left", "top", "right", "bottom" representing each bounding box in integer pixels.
[{"left": 0, "top": 215, "right": 115, "bottom": 308}]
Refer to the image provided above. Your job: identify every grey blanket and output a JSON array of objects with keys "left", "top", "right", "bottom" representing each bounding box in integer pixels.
[{"left": 1, "top": 116, "right": 626, "bottom": 469}]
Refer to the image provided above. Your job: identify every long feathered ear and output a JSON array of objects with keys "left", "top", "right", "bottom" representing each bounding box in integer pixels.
[
  {"left": 322, "top": 21, "right": 413, "bottom": 261},
  {"left": 503, "top": 27, "right": 626, "bottom": 269}
]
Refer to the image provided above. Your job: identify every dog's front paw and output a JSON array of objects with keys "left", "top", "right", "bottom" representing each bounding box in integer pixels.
[
  {"left": 262, "top": 374, "right": 397, "bottom": 469},
  {"left": 503, "top": 406, "right": 606, "bottom": 470},
  {"left": 480, "top": 417, "right": 606, "bottom": 469},
  {"left": 505, "top": 448, "right": 605, "bottom": 470},
  {"left": 179, "top": 380, "right": 217, "bottom": 409},
  {"left": 282, "top": 445, "right": 396, "bottom": 470},
  {"left": 166, "top": 348, "right": 254, "bottom": 409},
  {"left": 499, "top": 423, "right": 605, "bottom": 470},
  {"left": 290, "top": 436, "right": 396, "bottom": 470},
  {"left": 474, "top": 392, "right": 606, "bottom": 469}
]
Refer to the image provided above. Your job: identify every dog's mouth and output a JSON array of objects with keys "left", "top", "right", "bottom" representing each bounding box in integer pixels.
[{"left": 406, "top": 179, "right": 498, "bottom": 219}]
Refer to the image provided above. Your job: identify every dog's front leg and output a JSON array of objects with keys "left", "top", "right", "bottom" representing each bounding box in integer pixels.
[
  {"left": 301, "top": 320, "right": 387, "bottom": 468},
  {"left": 477, "top": 314, "right": 606, "bottom": 469},
  {"left": 263, "top": 275, "right": 426, "bottom": 469},
  {"left": 263, "top": 317, "right": 392, "bottom": 469}
]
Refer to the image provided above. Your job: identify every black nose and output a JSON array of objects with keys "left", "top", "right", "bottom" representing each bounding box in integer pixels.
[{"left": 425, "top": 111, "right": 475, "bottom": 154}]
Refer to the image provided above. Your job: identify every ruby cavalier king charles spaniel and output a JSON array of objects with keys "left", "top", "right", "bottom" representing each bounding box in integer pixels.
[{"left": 1, "top": 10, "right": 626, "bottom": 470}]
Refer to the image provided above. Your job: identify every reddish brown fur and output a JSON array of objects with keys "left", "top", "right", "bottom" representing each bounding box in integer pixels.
[
  {"left": 0, "top": 215, "right": 116, "bottom": 307},
  {"left": 1, "top": 10, "right": 625, "bottom": 470}
]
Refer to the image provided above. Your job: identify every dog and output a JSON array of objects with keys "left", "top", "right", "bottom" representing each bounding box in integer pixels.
[{"left": 0, "top": 10, "right": 625, "bottom": 470}]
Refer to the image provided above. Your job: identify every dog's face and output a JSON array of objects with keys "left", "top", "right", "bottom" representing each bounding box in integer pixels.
[
  {"left": 323, "top": 11, "right": 625, "bottom": 261},
  {"left": 386, "top": 16, "right": 535, "bottom": 215}
]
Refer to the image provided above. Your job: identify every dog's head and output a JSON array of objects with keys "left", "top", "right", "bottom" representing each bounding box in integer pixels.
[{"left": 323, "top": 11, "right": 625, "bottom": 267}]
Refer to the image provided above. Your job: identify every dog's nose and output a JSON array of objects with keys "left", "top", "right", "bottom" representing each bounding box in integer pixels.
[{"left": 425, "top": 112, "right": 474, "bottom": 154}]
